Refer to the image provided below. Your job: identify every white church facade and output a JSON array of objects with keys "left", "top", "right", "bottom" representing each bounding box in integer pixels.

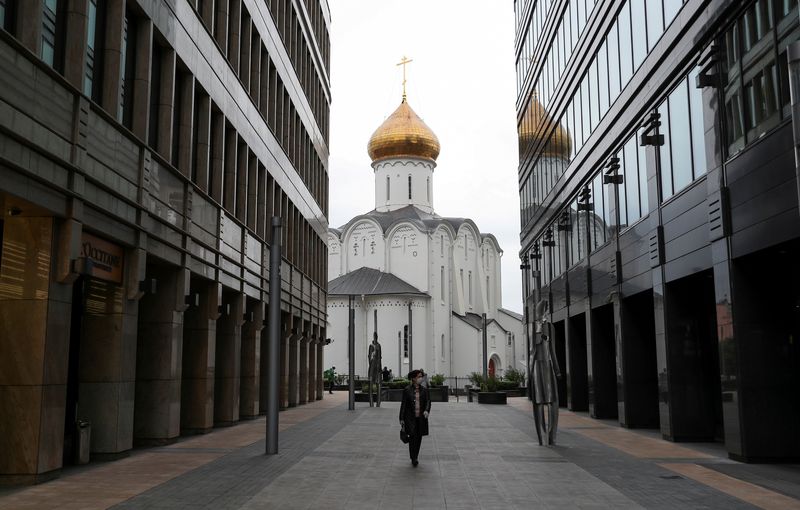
[{"left": 326, "top": 95, "right": 523, "bottom": 381}]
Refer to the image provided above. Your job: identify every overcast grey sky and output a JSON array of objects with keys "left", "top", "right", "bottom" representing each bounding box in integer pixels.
[{"left": 327, "top": 0, "right": 522, "bottom": 313}]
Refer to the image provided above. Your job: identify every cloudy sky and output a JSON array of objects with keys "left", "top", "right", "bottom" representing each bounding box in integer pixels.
[{"left": 327, "top": 0, "right": 522, "bottom": 313}]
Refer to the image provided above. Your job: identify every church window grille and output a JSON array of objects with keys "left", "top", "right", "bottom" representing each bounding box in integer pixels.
[
  {"left": 403, "top": 325, "right": 409, "bottom": 360},
  {"left": 408, "top": 175, "right": 412, "bottom": 199}
]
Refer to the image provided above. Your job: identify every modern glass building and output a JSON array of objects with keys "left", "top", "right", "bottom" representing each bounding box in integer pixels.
[
  {"left": 515, "top": 0, "right": 800, "bottom": 461},
  {"left": 0, "top": 0, "right": 329, "bottom": 483}
]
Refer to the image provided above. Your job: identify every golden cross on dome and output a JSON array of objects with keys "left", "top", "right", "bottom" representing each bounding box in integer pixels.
[{"left": 397, "top": 56, "right": 413, "bottom": 102}]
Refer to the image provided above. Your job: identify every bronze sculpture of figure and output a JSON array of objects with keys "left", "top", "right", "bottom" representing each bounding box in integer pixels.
[
  {"left": 368, "top": 332, "right": 383, "bottom": 407},
  {"left": 531, "top": 299, "right": 562, "bottom": 445}
]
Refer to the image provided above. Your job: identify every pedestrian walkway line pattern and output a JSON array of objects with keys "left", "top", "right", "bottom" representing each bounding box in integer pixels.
[
  {"left": 0, "top": 392, "right": 349, "bottom": 510},
  {"left": 507, "top": 397, "right": 800, "bottom": 509},
  {"left": 660, "top": 463, "right": 800, "bottom": 510}
]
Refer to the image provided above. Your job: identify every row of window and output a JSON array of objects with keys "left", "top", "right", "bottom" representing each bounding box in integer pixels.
[
  {"left": 723, "top": 0, "right": 798, "bottom": 155},
  {"left": 516, "top": 0, "right": 600, "bottom": 100},
  {"left": 262, "top": 0, "right": 330, "bottom": 143},
  {"left": 515, "top": 0, "right": 555, "bottom": 95},
  {"left": 301, "top": 0, "right": 331, "bottom": 74},
  {"left": 0, "top": 0, "right": 328, "bottom": 286},
  {"left": 518, "top": 0, "right": 688, "bottom": 230},
  {"left": 189, "top": 0, "right": 329, "bottom": 200},
  {"left": 192, "top": 0, "right": 329, "bottom": 144}
]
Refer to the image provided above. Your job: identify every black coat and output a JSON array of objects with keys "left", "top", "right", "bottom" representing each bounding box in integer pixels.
[{"left": 399, "top": 384, "right": 431, "bottom": 437}]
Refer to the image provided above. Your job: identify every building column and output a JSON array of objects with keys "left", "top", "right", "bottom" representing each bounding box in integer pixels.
[
  {"left": 180, "top": 281, "right": 220, "bottom": 434},
  {"left": 156, "top": 48, "right": 176, "bottom": 161},
  {"left": 100, "top": 0, "right": 126, "bottom": 120},
  {"left": 134, "top": 265, "right": 188, "bottom": 445},
  {"left": 131, "top": 18, "right": 153, "bottom": 142},
  {"left": 298, "top": 323, "right": 310, "bottom": 405},
  {"left": 214, "top": 292, "right": 245, "bottom": 426},
  {"left": 280, "top": 312, "right": 291, "bottom": 409},
  {"left": 78, "top": 277, "right": 138, "bottom": 459},
  {"left": 288, "top": 322, "right": 300, "bottom": 408},
  {"left": 307, "top": 325, "right": 318, "bottom": 403},
  {"left": 15, "top": 0, "right": 43, "bottom": 56},
  {"left": 63, "top": 0, "right": 89, "bottom": 89},
  {"left": 239, "top": 299, "right": 264, "bottom": 419},
  {"left": 316, "top": 329, "right": 325, "bottom": 400},
  {"left": 0, "top": 215, "right": 71, "bottom": 484}
]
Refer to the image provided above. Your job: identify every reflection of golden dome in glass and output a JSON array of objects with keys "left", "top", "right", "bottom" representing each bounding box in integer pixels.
[
  {"left": 368, "top": 99, "right": 441, "bottom": 162},
  {"left": 518, "top": 94, "right": 571, "bottom": 159}
]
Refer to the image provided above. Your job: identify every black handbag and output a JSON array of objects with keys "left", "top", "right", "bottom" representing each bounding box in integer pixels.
[{"left": 400, "top": 426, "right": 409, "bottom": 444}]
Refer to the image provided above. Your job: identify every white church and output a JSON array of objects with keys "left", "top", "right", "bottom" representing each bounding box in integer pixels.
[{"left": 326, "top": 92, "right": 524, "bottom": 381}]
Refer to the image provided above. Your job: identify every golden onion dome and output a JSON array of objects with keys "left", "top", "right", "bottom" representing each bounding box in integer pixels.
[
  {"left": 518, "top": 94, "right": 572, "bottom": 159},
  {"left": 367, "top": 99, "right": 440, "bottom": 163}
]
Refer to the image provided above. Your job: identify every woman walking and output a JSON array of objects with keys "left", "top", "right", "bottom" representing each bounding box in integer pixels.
[{"left": 399, "top": 370, "right": 431, "bottom": 467}]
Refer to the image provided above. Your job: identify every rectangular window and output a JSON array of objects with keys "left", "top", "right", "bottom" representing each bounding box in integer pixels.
[
  {"left": 42, "top": 0, "right": 59, "bottom": 68},
  {"left": 598, "top": 40, "right": 610, "bottom": 118},
  {"left": 84, "top": 0, "right": 98, "bottom": 97},
  {"left": 630, "top": 0, "right": 647, "bottom": 71},
  {"left": 669, "top": 78, "right": 693, "bottom": 195},
  {"left": 646, "top": 0, "right": 664, "bottom": 52},
  {"left": 618, "top": 2, "right": 634, "bottom": 86},
  {"left": 408, "top": 175, "right": 412, "bottom": 199},
  {"left": 658, "top": 100, "right": 673, "bottom": 200},
  {"left": 440, "top": 266, "right": 445, "bottom": 301},
  {"left": 403, "top": 325, "right": 408, "bottom": 359},
  {"left": 0, "top": 0, "right": 6, "bottom": 31},
  {"left": 623, "top": 135, "right": 641, "bottom": 223},
  {"left": 468, "top": 271, "right": 472, "bottom": 305}
]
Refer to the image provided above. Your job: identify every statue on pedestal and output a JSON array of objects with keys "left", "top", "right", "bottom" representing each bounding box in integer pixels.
[
  {"left": 368, "top": 333, "right": 383, "bottom": 407},
  {"left": 531, "top": 299, "right": 562, "bottom": 445}
]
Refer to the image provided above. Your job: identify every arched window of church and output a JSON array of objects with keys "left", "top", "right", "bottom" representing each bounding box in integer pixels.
[
  {"left": 403, "top": 236, "right": 407, "bottom": 254},
  {"left": 486, "top": 276, "right": 490, "bottom": 304},
  {"left": 468, "top": 271, "right": 472, "bottom": 305},
  {"left": 440, "top": 234, "right": 444, "bottom": 256},
  {"left": 386, "top": 175, "right": 390, "bottom": 200},
  {"left": 427, "top": 177, "right": 430, "bottom": 202},
  {"left": 464, "top": 234, "right": 468, "bottom": 260},
  {"left": 459, "top": 269, "right": 464, "bottom": 295},
  {"left": 362, "top": 238, "right": 366, "bottom": 256},
  {"left": 408, "top": 175, "right": 412, "bottom": 199},
  {"left": 441, "top": 334, "right": 445, "bottom": 361}
]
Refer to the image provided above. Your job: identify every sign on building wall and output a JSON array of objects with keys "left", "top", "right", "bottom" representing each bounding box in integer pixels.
[{"left": 80, "top": 232, "right": 124, "bottom": 284}]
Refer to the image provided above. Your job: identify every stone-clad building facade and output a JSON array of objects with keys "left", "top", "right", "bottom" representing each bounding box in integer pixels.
[
  {"left": 0, "top": 0, "right": 330, "bottom": 484},
  {"left": 516, "top": 0, "right": 799, "bottom": 462}
]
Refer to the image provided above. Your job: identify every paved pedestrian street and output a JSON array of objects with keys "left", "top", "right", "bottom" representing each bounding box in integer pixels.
[{"left": 1, "top": 394, "right": 799, "bottom": 510}]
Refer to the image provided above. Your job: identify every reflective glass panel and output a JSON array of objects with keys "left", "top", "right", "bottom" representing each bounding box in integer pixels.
[
  {"left": 618, "top": 3, "right": 634, "bottom": 85},
  {"left": 646, "top": 0, "right": 664, "bottom": 51},
  {"left": 658, "top": 101, "right": 673, "bottom": 199},
  {"left": 624, "top": 135, "right": 641, "bottom": 223},
  {"left": 631, "top": 0, "right": 648, "bottom": 70},
  {"left": 688, "top": 67, "right": 707, "bottom": 178},
  {"left": 669, "top": 79, "right": 693, "bottom": 194}
]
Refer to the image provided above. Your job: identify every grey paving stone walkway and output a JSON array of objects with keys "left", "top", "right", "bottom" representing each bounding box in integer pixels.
[{"left": 108, "top": 399, "right": 794, "bottom": 509}]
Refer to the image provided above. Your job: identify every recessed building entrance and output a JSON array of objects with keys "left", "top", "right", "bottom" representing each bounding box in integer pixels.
[
  {"left": 566, "top": 313, "right": 588, "bottom": 411},
  {"left": 617, "top": 290, "right": 658, "bottom": 429},
  {"left": 727, "top": 239, "right": 800, "bottom": 459},
  {"left": 588, "top": 303, "right": 617, "bottom": 419},
  {"left": 663, "top": 270, "right": 722, "bottom": 442},
  {"left": 552, "top": 320, "right": 567, "bottom": 407}
]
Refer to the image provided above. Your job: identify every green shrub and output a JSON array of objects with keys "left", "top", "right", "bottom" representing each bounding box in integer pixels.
[
  {"left": 503, "top": 368, "right": 525, "bottom": 386},
  {"left": 468, "top": 372, "right": 484, "bottom": 387},
  {"left": 387, "top": 378, "right": 410, "bottom": 389},
  {"left": 496, "top": 380, "right": 520, "bottom": 391},
  {"left": 481, "top": 375, "right": 499, "bottom": 392},
  {"left": 430, "top": 373, "right": 445, "bottom": 386}
]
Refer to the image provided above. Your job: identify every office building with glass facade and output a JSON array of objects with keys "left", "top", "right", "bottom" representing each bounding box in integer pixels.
[
  {"left": 0, "top": 0, "right": 330, "bottom": 483},
  {"left": 515, "top": 0, "right": 799, "bottom": 461}
]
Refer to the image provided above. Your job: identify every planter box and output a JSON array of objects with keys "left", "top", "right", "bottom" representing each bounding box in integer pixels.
[
  {"left": 477, "top": 391, "right": 507, "bottom": 404},
  {"left": 428, "top": 386, "right": 449, "bottom": 402}
]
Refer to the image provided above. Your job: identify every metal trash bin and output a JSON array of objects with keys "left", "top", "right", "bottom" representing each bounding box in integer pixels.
[{"left": 75, "top": 420, "right": 91, "bottom": 465}]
